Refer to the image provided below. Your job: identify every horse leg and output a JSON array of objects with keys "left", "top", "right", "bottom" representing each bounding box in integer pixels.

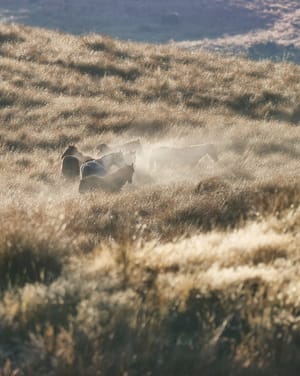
[{"left": 208, "top": 145, "right": 219, "bottom": 162}]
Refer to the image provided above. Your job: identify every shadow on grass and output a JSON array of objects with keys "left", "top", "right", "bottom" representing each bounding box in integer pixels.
[
  {"left": 0, "top": 235, "right": 63, "bottom": 290},
  {"left": 169, "top": 178, "right": 300, "bottom": 232},
  {"left": 0, "top": 31, "right": 24, "bottom": 44},
  {"left": 69, "top": 62, "right": 141, "bottom": 81}
]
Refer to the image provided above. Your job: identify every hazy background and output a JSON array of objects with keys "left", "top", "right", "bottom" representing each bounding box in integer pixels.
[{"left": 2, "top": 0, "right": 300, "bottom": 62}]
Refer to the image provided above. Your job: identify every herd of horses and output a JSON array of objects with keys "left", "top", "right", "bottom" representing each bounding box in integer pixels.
[{"left": 61, "top": 139, "right": 219, "bottom": 193}]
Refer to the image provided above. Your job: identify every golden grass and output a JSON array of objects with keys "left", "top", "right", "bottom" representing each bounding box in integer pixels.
[{"left": 0, "top": 24, "right": 300, "bottom": 375}]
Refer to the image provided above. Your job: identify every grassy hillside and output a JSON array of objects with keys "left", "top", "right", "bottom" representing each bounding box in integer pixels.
[{"left": 0, "top": 24, "right": 300, "bottom": 375}]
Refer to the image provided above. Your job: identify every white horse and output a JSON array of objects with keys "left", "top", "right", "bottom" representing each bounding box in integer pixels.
[{"left": 149, "top": 143, "right": 218, "bottom": 169}]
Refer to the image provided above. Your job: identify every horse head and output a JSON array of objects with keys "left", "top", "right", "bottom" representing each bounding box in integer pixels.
[
  {"left": 61, "top": 144, "right": 78, "bottom": 159},
  {"left": 96, "top": 143, "right": 111, "bottom": 155}
]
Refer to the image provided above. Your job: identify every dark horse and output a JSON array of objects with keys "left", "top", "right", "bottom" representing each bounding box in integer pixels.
[
  {"left": 80, "top": 151, "right": 127, "bottom": 179},
  {"left": 79, "top": 163, "right": 134, "bottom": 193},
  {"left": 61, "top": 145, "right": 92, "bottom": 179}
]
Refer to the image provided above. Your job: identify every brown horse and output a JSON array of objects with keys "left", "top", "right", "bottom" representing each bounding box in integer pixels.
[
  {"left": 61, "top": 145, "right": 92, "bottom": 179},
  {"left": 79, "top": 163, "right": 134, "bottom": 193}
]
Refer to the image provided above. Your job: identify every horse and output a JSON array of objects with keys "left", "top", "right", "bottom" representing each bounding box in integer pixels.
[
  {"left": 98, "top": 149, "right": 136, "bottom": 165},
  {"left": 61, "top": 145, "right": 93, "bottom": 179},
  {"left": 80, "top": 152, "right": 127, "bottom": 179},
  {"left": 61, "top": 145, "right": 92, "bottom": 162},
  {"left": 117, "top": 139, "right": 142, "bottom": 154},
  {"left": 96, "top": 143, "right": 112, "bottom": 155},
  {"left": 80, "top": 160, "right": 107, "bottom": 179},
  {"left": 96, "top": 151, "right": 127, "bottom": 170},
  {"left": 79, "top": 163, "right": 135, "bottom": 193},
  {"left": 61, "top": 155, "right": 81, "bottom": 179},
  {"left": 96, "top": 139, "right": 142, "bottom": 156},
  {"left": 123, "top": 150, "right": 136, "bottom": 165},
  {"left": 149, "top": 143, "right": 219, "bottom": 169}
]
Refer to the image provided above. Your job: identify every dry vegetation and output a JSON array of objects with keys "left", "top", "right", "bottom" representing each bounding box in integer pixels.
[{"left": 0, "top": 23, "right": 300, "bottom": 375}]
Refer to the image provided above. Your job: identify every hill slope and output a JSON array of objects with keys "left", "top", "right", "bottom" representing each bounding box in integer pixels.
[
  {"left": 0, "top": 24, "right": 300, "bottom": 376},
  {"left": 2, "top": 0, "right": 300, "bottom": 63}
]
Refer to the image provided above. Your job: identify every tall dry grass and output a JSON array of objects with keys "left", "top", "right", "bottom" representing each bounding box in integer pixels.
[{"left": 0, "top": 24, "right": 300, "bottom": 375}]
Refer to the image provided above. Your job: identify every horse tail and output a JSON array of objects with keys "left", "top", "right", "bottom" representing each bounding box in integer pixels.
[{"left": 62, "top": 156, "right": 80, "bottom": 179}]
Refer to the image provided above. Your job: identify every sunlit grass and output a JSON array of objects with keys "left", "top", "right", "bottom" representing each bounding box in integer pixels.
[{"left": 0, "top": 24, "right": 300, "bottom": 375}]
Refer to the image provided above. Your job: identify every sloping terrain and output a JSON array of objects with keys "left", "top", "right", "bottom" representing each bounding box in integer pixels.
[
  {"left": 2, "top": 0, "right": 300, "bottom": 62},
  {"left": 0, "top": 24, "right": 300, "bottom": 375}
]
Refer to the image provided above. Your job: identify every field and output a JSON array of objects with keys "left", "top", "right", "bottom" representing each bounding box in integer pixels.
[{"left": 1, "top": 23, "right": 300, "bottom": 375}]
